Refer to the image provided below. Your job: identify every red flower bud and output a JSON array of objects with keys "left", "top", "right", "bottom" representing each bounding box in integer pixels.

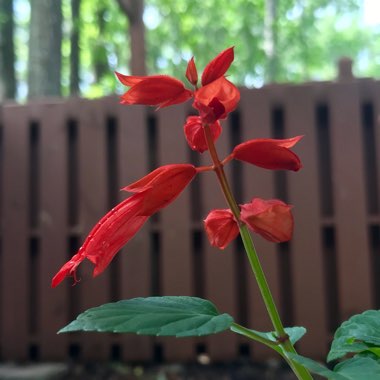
[
  {"left": 240, "top": 198, "right": 294, "bottom": 243},
  {"left": 183, "top": 116, "right": 221, "bottom": 153},
  {"left": 116, "top": 72, "right": 192, "bottom": 108},
  {"left": 186, "top": 57, "right": 198, "bottom": 86},
  {"left": 204, "top": 209, "right": 239, "bottom": 249},
  {"left": 194, "top": 76, "right": 240, "bottom": 123},
  {"left": 201, "top": 47, "right": 234, "bottom": 86},
  {"left": 232, "top": 136, "right": 303, "bottom": 171}
]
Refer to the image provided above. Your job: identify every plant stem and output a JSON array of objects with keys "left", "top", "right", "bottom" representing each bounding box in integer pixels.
[{"left": 203, "top": 124, "right": 313, "bottom": 380}]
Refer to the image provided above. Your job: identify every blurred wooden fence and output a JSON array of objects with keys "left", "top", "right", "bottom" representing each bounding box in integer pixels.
[{"left": 1, "top": 68, "right": 380, "bottom": 364}]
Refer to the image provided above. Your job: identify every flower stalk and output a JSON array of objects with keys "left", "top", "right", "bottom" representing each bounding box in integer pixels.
[{"left": 203, "top": 123, "right": 312, "bottom": 380}]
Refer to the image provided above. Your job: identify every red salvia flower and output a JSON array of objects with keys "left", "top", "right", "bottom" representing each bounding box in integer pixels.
[
  {"left": 240, "top": 198, "right": 294, "bottom": 243},
  {"left": 186, "top": 57, "right": 198, "bottom": 86},
  {"left": 232, "top": 136, "right": 303, "bottom": 171},
  {"left": 116, "top": 72, "right": 192, "bottom": 108},
  {"left": 183, "top": 116, "right": 221, "bottom": 153},
  {"left": 52, "top": 164, "right": 197, "bottom": 287},
  {"left": 194, "top": 76, "right": 240, "bottom": 123},
  {"left": 201, "top": 47, "right": 234, "bottom": 86},
  {"left": 204, "top": 209, "right": 239, "bottom": 249}
]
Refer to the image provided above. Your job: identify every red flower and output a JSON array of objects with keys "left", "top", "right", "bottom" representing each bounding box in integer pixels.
[
  {"left": 204, "top": 209, "right": 239, "bottom": 249},
  {"left": 52, "top": 193, "right": 148, "bottom": 287},
  {"left": 201, "top": 47, "right": 234, "bottom": 86},
  {"left": 52, "top": 164, "right": 197, "bottom": 287},
  {"left": 186, "top": 57, "right": 198, "bottom": 86},
  {"left": 183, "top": 116, "right": 221, "bottom": 153},
  {"left": 194, "top": 76, "right": 240, "bottom": 123},
  {"left": 124, "top": 164, "right": 197, "bottom": 215},
  {"left": 232, "top": 136, "right": 303, "bottom": 171},
  {"left": 115, "top": 72, "right": 192, "bottom": 108},
  {"left": 240, "top": 198, "right": 294, "bottom": 243}
]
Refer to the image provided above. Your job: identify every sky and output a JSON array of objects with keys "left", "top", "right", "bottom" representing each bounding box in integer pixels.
[{"left": 363, "top": 0, "right": 380, "bottom": 26}]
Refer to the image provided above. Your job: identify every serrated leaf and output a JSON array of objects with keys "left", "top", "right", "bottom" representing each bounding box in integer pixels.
[
  {"left": 59, "top": 296, "right": 234, "bottom": 337},
  {"left": 328, "top": 310, "right": 380, "bottom": 362},
  {"left": 334, "top": 356, "right": 380, "bottom": 380}
]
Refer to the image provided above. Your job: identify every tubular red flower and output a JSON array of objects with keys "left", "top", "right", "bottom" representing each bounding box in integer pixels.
[
  {"left": 52, "top": 164, "right": 197, "bottom": 287},
  {"left": 123, "top": 164, "right": 197, "bottom": 215},
  {"left": 116, "top": 73, "right": 192, "bottom": 108},
  {"left": 201, "top": 47, "right": 234, "bottom": 86},
  {"left": 186, "top": 57, "right": 198, "bottom": 86},
  {"left": 51, "top": 192, "right": 148, "bottom": 287},
  {"left": 204, "top": 209, "right": 239, "bottom": 249},
  {"left": 232, "top": 136, "right": 303, "bottom": 171},
  {"left": 194, "top": 76, "right": 240, "bottom": 123},
  {"left": 240, "top": 198, "right": 294, "bottom": 243},
  {"left": 183, "top": 116, "right": 221, "bottom": 153}
]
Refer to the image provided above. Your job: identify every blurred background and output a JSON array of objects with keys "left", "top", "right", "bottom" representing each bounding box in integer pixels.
[{"left": 0, "top": 0, "right": 379, "bottom": 102}]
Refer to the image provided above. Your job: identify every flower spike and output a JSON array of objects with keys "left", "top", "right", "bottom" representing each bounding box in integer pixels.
[{"left": 186, "top": 57, "right": 198, "bottom": 86}]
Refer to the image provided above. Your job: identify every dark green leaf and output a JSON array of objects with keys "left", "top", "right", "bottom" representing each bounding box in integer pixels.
[
  {"left": 59, "top": 296, "right": 234, "bottom": 337},
  {"left": 328, "top": 310, "right": 380, "bottom": 362},
  {"left": 334, "top": 356, "right": 380, "bottom": 380}
]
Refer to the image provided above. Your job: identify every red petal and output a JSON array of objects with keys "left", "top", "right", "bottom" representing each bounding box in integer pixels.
[
  {"left": 183, "top": 116, "right": 221, "bottom": 153},
  {"left": 201, "top": 47, "right": 234, "bottom": 86},
  {"left": 233, "top": 137, "right": 303, "bottom": 171},
  {"left": 123, "top": 164, "right": 197, "bottom": 215},
  {"left": 51, "top": 252, "right": 85, "bottom": 288},
  {"left": 186, "top": 57, "right": 198, "bottom": 86},
  {"left": 120, "top": 76, "right": 192, "bottom": 108},
  {"left": 194, "top": 76, "right": 240, "bottom": 123},
  {"left": 204, "top": 209, "right": 239, "bottom": 249},
  {"left": 240, "top": 198, "right": 294, "bottom": 243}
]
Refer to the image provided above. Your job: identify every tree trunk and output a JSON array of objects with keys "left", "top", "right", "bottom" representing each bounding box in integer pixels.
[
  {"left": 117, "top": 0, "right": 146, "bottom": 75},
  {"left": 0, "top": 0, "right": 16, "bottom": 100},
  {"left": 70, "top": 0, "right": 80, "bottom": 96},
  {"left": 28, "top": 0, "right": 62, "bottom": 99},
  {"left": 264, "top": 0, "right": 278, "bottom": 83}
]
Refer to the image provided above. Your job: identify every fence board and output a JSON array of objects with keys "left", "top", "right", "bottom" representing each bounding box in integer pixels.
[
  {"left": 328, "top": 83, "right": 372, "bottom": 321},
  {"left": 38, "top": 102, "right": 69, "bottom": 360},
  {"left": 1, "top": 105, "right": 30, "bottom": 360},
  {"left": 284, "top": 85, "right": 328, "bottom": 357}
]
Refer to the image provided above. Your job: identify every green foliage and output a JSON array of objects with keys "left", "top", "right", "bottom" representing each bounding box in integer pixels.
[
  {"left": 288, "top": 310, "right": 380, "bottom": 379},
  {"left": 59, "top": 296, "right": 234, "bottom": 337},
  {"left": 328, "top": 310, "right": 380, "bottom": 362},
  {"left": 289, "top": 354, "right": 380, "bottom": 380}
]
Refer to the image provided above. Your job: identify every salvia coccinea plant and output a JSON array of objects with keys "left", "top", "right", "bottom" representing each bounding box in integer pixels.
[{"left": 53, "top": 48, "right": 380, "bottom": 380}]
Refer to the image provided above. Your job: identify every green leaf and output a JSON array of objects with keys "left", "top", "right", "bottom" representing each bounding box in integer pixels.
[
  {"left": 290, "top": 354, "right": 380, "bottom": 380},
  {"left": 328, "top": 310, "right": 380, "bottom": 362},
  {"left": 231, "top": 325, "right": 306, "bottom": 346},
  {"left": 59, "top": 296, "right": 234, "bottom": 337},
  {"left": 334, "top": 356, "right": 380, "bottom": 380},
  {"left": 287, "top": 353, "right": 344, "bottom": 379}
]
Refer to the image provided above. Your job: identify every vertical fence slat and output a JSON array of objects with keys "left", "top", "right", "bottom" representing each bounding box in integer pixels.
[
  {"left": 39, "top": 102, "right": 69, "bottom": 359},
  {"left": 76, "top": 98, "right": 111, "bottom": 360},
  {"left": 118, "top": 103, "right": 152, "bottom": 361},
  {"left": 157, "top": 104, "right": 194, "bottom": 361},
  {"left": 1, "top": 105, "right": 29, "bottom": 360},
  {"left": 284, "top": 85, "right": 329, "bottom": 357},
  {"left": 328, "top": 83, "right": 372, "bottom": 321}
]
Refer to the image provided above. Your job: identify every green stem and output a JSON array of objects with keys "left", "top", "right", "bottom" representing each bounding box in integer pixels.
[{"left": 203, "top": 124, "right": 313, "bottom": 380}]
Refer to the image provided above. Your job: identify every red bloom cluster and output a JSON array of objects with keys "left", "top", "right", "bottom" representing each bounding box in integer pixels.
[{"left": 52, "top": 47, "right": 303, "bottom": 287}]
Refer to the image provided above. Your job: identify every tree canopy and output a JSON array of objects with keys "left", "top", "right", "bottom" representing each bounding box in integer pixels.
[{"left": 2, "top": 0, "right": 379, "bottom": 101}]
